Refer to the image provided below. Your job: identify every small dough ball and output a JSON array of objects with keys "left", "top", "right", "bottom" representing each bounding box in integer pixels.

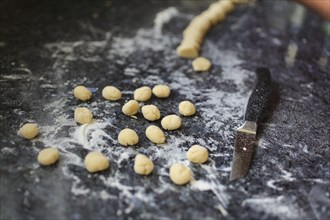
[
  {"left": 145, "top": 125, "right": 165, "bottom": 144},
  {"left": 74, "top": 107, "right": 93, "bottom": 124},
  {"left": 134, "top": 154, "right": 154, "bottom": 175},
  {"left": 118, "top": 128, "right": 139, "bottom": 146},
  {"left": 187, "top": 145, "right": 209, "bottom": 164},
  {"left": 192, "top": 57, "right": 212, "bottom": 72},
  {"left": 176, "top": 44, "right": 199, "bottom": 58},
  {"left": 102, "top": 86, "right": 122, "bottom": 101},
  {"left": 152, "top": 84, "right": 171, "bottom": 98},
  {"left": 38, "top": 148, "right": 60, "bottom": 166},
  {"left": 134, "top": 86, "right": 152, "bottom": 102},
  {"left": 73, "top": 86, "right": 92, "bottom": 101},
  {"left": 19, "top": 123, "right": 39, "bottom": 139},
  {"left": 169, "top": 163, "right": 192, "bottom": 185},
  {"left": 161, "top": 115, "right": 182, "bottom": 130},
  {"left": 122, "top": 100, "right": 140, "bottom": 116},
  {"left": 179, "top": 101, "right": 196, "bottom": 116},
  {"left": 142, "top": 105, "right": 161, "bottom": 121},
  {"left": 84, "top": 151, "right": 109, "bottom": 173}
]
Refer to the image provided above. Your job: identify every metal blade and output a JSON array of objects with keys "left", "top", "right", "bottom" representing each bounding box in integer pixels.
[{"left": 230, "top": 121, "right": 257, "bottom": 181}]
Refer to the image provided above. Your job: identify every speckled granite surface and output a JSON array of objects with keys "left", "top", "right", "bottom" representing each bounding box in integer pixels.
[{"left": 0, "top": 0, "right": 329, "bottom": 219}]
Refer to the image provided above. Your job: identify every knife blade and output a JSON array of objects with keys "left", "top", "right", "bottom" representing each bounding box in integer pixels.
[{"left": 230, "top": 67, "right": 272, "bottom": 181}]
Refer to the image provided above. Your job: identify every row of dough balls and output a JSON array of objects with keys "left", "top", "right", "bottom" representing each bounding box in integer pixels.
[
  {"left": 73, "top": 84, "right": 171, "bottom": 102},
  {"left": 19, "top": 123, "right": 208, "bottom": 185},
  {"left": 33, "top": 144, "right": 209, "bottom": 186},
  {"left": 18, "top": 84, "right": 200, "bottom": 185}
]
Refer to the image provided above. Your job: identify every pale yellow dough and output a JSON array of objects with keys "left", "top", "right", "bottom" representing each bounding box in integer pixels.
[
  {"left": 177, "top": 0, "right": 236, "bottom": 59},
  {"left": 142, "top": 105, "right": 161, "bottom": 121},
  {"left": 134, "top": 86, "right": 152, "bottom": 102},
  {"left": 161, "top": 115, "right": 182, "bottom": 130},
  {"left": 176, "top": 44, "right": 199, "bottom": 58},
  {"left": 192, "top": 57, "right": 212, "bottom": 72},
  {"left": 118, "top": 128, "right": 139, "bottom": 146},
  {"left": 19, "top": 123, "right": 39, "bottom": 139},
  {"left": 84, "top": 151, "right": 109, "bottom": 173},
  {"left": 169, "top": 163, "right": 192, "bottom": 185},
  {"left": 122, "top": 100, "right": 140, "bottom": 116},
  {"left": 134, "top": 154, "right": 154, "bottom": 175},
  {"left": 102, "top": 86, "right": 122, "bottom": 101},
  {"left": 145, "top": 125, "right": 165, "bottom": 144},
  {"left": 37, "top": 148, "right": 59, "bottom": 166},
  {"left": 74, "top": 107, "right": 93, "bottom": 124},
  {"left": 179, "top": 101, "right": 196, "bottom": 116},
  {"left": 152, "top": 84, "right": 171, "bottom": 98},
  {"left": 187, "top": 145, "right": 209, "bottom": 164},
  {"left": 73, "top": 86, "right": 92, "bottom": 101}
]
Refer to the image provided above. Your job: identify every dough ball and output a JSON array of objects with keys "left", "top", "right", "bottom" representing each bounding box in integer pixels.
[
  {"left": 179, "top": 101, "right": 196, "bottom": 116},
  {"left": 145, "top": 125, "right": 165, "bottom": 144},
  {"left": 161, "top": 115, "right": 182, "bottom": 131},
  {"left": 152, "top": 84, "right": 171, "bottom": 98},
  {"left": 187, "top": 145, "right": 209, "bottom": 164},
  {"left": 122, "top": 100, "right": 140, "bottom": 116},
  {"left": 84, "top": 151, "right": 109, "bottom": 173},
  {"left": 141, "top": 105, "right": 161, "bottom": 121},
  {"left": 73, "top": 86, "right": 92, "bottom": 101},
  {"left": 118, "top": 128, "right": 139, "bottom": 146},
  {"left": 134, "top": 86, "right": 152, "bottom": 102},
  {"left": 192, "top": 57, "right": 212, "bottom": 72},
  {"left": 134, "top": 154, "right": 154, "bottom": 175},
  {"left": 74, "top": 107, "right": 93, "bottom": 124},
  {"left": 37, "top": 148, "right": 60, "bottom": 166},
  {"left": 19, "top": 123, "right": 39, "bottom": 139},
  {"left": 169, "top": 163, "right": 192, "bottom": 185},
  {"left": 102, "top": 86, "right": 122, "bottom": 101}
]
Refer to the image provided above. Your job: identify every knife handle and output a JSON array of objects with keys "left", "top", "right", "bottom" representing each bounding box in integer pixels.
[{"left": 244, "top": 67, "right": 272, "bottom": 122}]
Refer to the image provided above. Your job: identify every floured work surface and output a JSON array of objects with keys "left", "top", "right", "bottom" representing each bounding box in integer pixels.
[{"left": 0, "top": 0, "right": 329, "bottom": 219}]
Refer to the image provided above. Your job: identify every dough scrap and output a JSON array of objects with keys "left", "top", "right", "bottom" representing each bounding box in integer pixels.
[
  {"left": 161, "top": 115, "right": 182, "bottom": 130},
  {"left": 38, "top": 148, "right": 60, "bottom": 166},
  {"left": 218, "top": 0, "right": 235, "bottom": 13},
  {"left": 169, "top": 163, "right": 192, "bottom": 185},
  {"left": 177, "top": 0, "right": 236, "bottom": 59},
  {"left": 192, "top": 57, "right": 211, "bottom": 72},
  {"left": 142, "top": 105, "right": 161, "bottom": 121},
  {"left": 122, "top": 100, "right": 140, "bottom": 116},
  {"left": 102, "top": 86, "right": 122, "bottom": 101},
  {"left": 134, "top": 154, "right": 154, "bottom": 175},
  {"left": 134, "top": 86, "right": 152, "bottom": 102},
  {"left": 118, "top": 128, "right": 139, "bottom": 146},
  {"left": 84, "top": 151, "right": 109, "bottom": 173},
  {"left": 19, "top": 123, "right": 39, "bottom": 139},
  {"left": 152, "top": 84, "right": 171, "bottom": 98},
  {"left": 73, "top": 86, "right": 92, "bottom": 101},
  {"left": 179, "top": 101, "right": 196, "bottom": 116},
  {"left": 145, "top": 125, "right": 165, "bottom": 144},
  {"left": 74, "top": 107, "right": 93, "bottom": 124},
  {"left": 187, "top": 145, "right": 209, "bottom": 164}
]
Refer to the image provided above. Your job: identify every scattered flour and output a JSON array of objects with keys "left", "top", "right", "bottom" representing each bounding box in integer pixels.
[{"left": 30, "top": 5, "right": 290, "bottom": 219}]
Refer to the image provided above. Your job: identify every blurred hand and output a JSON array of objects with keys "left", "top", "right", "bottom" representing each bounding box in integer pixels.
[{"left": 295, "top": 0, "right": 330, "bottom": 20}]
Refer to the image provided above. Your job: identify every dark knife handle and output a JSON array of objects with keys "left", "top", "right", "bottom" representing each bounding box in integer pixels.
[{"left": 245, "top": 67, "right": 272, "bottom": 122}]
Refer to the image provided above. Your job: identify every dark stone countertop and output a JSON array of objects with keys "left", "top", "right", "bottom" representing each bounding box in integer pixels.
[{"left": 0, "top": 0, "right": 329, "bottom": 219}]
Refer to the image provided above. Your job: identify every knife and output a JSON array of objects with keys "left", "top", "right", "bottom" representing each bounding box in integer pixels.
[{"left": 230, "top": 67, "right": 272, "bottom": 181}]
